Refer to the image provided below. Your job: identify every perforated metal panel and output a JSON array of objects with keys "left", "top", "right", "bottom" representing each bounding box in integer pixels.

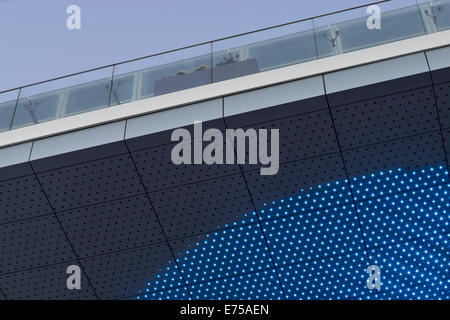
[
  {"left": 326, "top": 72, "right": 432, "bottom": 107},
  {"left": 36, "top": 153, "right": 144, "bottom": 212},
  {"left": 225, "top": 96, "right": 328, "bottom": 128},
  {"left": 237, "top": 109, "right": 338, "bottom": 171},
  {"left": 0, "top": 174, "right": 52, "bottom": 224},
  {"left": 444, "top": 129, "right": 450, "bottom": 164},
  {"left": 126, "top": 118, "right": 226, "bottom": 151},
  {"left": 434, "top": 82, "right": 450, "bottom": 129},
  {"left": 332, "top": 87, "right": 439, "bottom": 149},
  {"left": 343, "top": 132, "right": 447, "bottom": 178},
  {"left": 245, "top": 153, "right": 349, "bottom": 213},
  {"left": 57, "top": 195, "right": 165, "bottom": 257},
  {"left": 0, "top": 215, "right": 76, "bottom": 274},
  {"left": 151, "top": 174, "right": 256, "bottom": 239},
  {"left": 0, "top": 262, "right": 97, "bottom": 300},
  {"left": 131, "top": 137, "right": 240, "bottom": 192},
  {"left": 80, "top": 244, "right": 183, "bottom": 300}
]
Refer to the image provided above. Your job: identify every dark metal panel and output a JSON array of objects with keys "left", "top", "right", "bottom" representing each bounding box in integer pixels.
[
  {"left": 0, "top": 215, "right": 76, "bottom": 274},
  {"left": 431, "top": 66, "right": 450, "bottom": 85},
  {"left": 131, "top": 134, "right": 240, "bottom": 192},
  {"left": 0, "top": 174, "right": 53, "bottom": 224},
  {"left": 342, "top": 132, "right": 448, "bottom": 179},
  {"left": 244, "top": 153, "right": 350, "bottom": 215},
  {"left": 233, "top": 109, "right": 339, "bottom": 172},
  {"left": 80, "top": 244, "right": 183, "bottom": 300},
  {"left": 0, "top": 262, "right": 97, "bottom": 300},
  {"left": 0, "top": 163, "right": 33, "bottom": 182},
  {"left": 31, "top": 141, "right": 129, "bottom": 173},
  {"left": 57, "top": 195, "right": 165, "bottom": 258},
  {"left": 327, "top": 72, "right": 433, "bottom": 108},
  {"left": 126, "top": 119, "right": 226, "bottom": 152},
  {"left": 150, "top": 174, "right": 255, "bottom": 239},
  {"left": 332, "top": 86, "right": 440, "bottom": 150},
  {"left": 225, "top": 96, "right": 328, "bottom": 128},
  {"left": 434, "top": 81, "right": 450, "bottom": 129},
  {"left": 444, "top": 129, "right": 450, "bottom": 165},
  {"left": 36, "top": 153, "right": 145, "bottom": 212}
]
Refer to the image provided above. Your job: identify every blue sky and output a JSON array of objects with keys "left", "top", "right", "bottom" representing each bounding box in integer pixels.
[{"left": 0, "top": 0, "right": 380, "bottom": 91}]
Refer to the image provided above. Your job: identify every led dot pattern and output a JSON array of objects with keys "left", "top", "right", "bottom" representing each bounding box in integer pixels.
[
  {"left": 138, "top": 166, "right": 449, "bottom": 300},
  {"left": 369, "top": 235, "right": 449, "bottom": 300},
  {"left": 279, "top": 252, "right": 374, "bottom": 300},
  {"left": 189, "top": 270, "right": 284, "bottom": 300}
]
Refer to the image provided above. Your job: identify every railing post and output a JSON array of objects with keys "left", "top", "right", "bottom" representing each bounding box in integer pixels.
[
  {"left": 311, "top": 18, "right": 320, "bottom": 59},
  {"left": 210, "top": 42, "right": 214, "bottom": 84},
  {"left": 108, "top": 65, "right": 116, "bottom": 107},
  {"left": 9, "top": 88, "right": 21, "bottom": 130}
]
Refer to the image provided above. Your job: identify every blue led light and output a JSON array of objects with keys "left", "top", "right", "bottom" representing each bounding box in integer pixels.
[
  {"left": 137, "top": 166, "right": 449, "bottom": 300},
  {"left": 279, "top": 251, "right": 374, "bottom": 300},
  {"left": 358, "top": 184, "right": 449, "bottom": 247},
  {"left": 190, "top": 270, "right": 284, "bottom": 300},
  {"left": 263, "top": 204, "right": 365, "bottom": 266},
  {"left": 259, "top": 181, "right": 352, "bottom": 220},
  {"left": 176, "top": 224, "right": 273, "bottom": 285},
  {"left": 370, "top": 234, "right": 449, "bottom": 300}
]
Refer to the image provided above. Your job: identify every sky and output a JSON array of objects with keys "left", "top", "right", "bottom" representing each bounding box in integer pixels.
[{"left": 0, "top": 0, "right": 388, "bottom": 92}]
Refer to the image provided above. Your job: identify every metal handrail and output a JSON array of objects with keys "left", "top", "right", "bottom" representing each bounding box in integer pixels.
[{"left": 0, "top": 0, "right": 391, "bottom": 95}]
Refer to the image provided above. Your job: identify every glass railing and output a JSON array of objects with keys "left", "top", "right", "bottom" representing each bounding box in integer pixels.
[{"left": 1, "top": 0, "right": 449, "bottom": 133}]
